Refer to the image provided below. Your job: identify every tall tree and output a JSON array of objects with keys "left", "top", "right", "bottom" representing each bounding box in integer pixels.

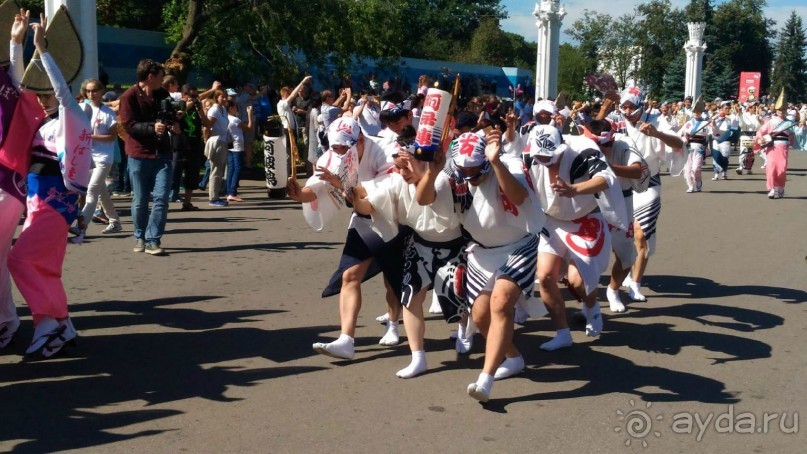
[
  {"left": 398, "top": 0, "right": 506, "bottom": 60},
  {"left": 162, "top": 0, "right": 408, "bottom": 84},
  {"left": 685, "top": 0, "right": 713, "bottom": 24},
  {"left": 557, "top": 43, "right": 588, "bottom": 100},
  {"left": 505, "top": 32, "right": 536, "bottom": 70},
  {"left": 660, "top": 52, "right": 686, "bottom": 101},
  {"left": 770, "top": 11, "right": 807, "bottom": 103},
  {"left": 635, "top": 0, "right": 687, "bottom": 96},
  {"left": 567, "top": 10, "right": 612, "bottom": 78},
  {"left": 710, "top": 0, "right": 775, "bottom": 91},
  {"left": 464, "top": 18, "right": 514, "bottom": 67},
  {"left": 600, "top": 13, "right": 640, "bottom": 89}
]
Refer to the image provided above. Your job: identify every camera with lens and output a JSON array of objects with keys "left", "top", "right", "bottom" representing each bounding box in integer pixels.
[{"left": 158, "top": 98, "right": 186, "bottom": 126}]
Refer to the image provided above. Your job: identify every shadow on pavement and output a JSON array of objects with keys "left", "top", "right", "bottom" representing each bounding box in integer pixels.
[
  {"left": 0, "top": 296, "right": 332, "bottom": 452},
  {"left": 167, "top": 241, "right": 341, "bottom": 255},
  {"left": 643, "top": 275, "right": 807, "bottom": 304},
  {"left": 474, "top": 274, "right": 791, "bottom": 412}
]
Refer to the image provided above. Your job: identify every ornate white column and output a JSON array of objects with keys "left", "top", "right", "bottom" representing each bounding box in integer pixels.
[
  {"left": 684, "top": 22, "right": 706, "bottom": 100},
  {"left": 45, "top": 0, "right": 98, "bottom": 90},
  {"left": 534, "top": 0, "right": 566, "bottom": 101}
]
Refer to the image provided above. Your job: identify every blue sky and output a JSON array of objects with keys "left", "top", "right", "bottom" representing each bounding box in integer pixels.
[{"left": 501, "top": 0, "right": 807, "bottom": 44}]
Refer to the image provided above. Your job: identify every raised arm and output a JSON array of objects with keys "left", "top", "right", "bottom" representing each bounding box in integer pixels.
[
  {"left": 8, "top": 8, "right": 29, "bottom": 87},
  {"left": 486, "top": 129, "right": 527, "bottom": 205},
  {"left": 33, "top": 16, "right": 76, "bottom": 111},
  {"left": 285, "top": 75, "right": 312, "bottom": 103}
]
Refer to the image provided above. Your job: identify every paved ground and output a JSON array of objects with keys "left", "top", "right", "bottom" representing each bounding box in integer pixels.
[{"left": 1, "top": 151, "right": 806, "bottom": 453}]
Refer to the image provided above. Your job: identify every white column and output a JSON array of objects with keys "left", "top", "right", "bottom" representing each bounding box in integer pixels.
[
  {"left": 45, "top": 0, "right": 98, "bottom": 90},
  {"left": 683, "top": 22, "right": 706, "bottom": 100},
  {"left": 534, "top": 1, "right": 566, "bottom": 101}
]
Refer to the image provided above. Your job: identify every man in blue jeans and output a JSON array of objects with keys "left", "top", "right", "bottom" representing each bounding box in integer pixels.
[{"left": 118, "top": 59, "right": 179, "bottom": 256}]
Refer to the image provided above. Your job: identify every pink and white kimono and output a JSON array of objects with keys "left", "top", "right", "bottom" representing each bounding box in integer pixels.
[
  {"left": 754, "top": 115, "right": 793, "bottom": 193},
  {"left": 5, "top": 44, "right": 91, "bottom": 326},
  {"left": 680, "top": 117, "right": 711, "bottom": 192}
]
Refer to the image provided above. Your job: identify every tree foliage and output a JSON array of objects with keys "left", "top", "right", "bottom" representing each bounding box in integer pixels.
[
  {"left": 770, "top": 11, "right": 807, "bottom": 103},
  {"left": 463, "top": 18, "right": 514, "bottom": 67},
  {"left": 635, "top": 0, "right": 687, "bottom": 97},
  {"left": 567, "top": 10, "right": 612, "bottom": 78},
  {"left": 709, "top": 0, "right": 775, "bottom": 91},
  {"left": 557, "top": 43, "right": 588, "bottom": 100}
]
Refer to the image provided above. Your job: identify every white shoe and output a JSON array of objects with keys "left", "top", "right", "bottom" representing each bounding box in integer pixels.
[
  {"left": 375, "top": 312, "right": 389, "bottom": 324},
  {"left": 768, "top": 189, "right": 778, "bottom": 199},
  {"left": 26, "top": 317, "right": 77, "bottom": 358},
  {"left": 712, "top": 174, "right": 720, "bottom": 181},
  {"left": 584, "top": 304, "right": 603, "bottom": 337},
  {"left": 101, "top": 222, "right": 122, "bottom": 234},
  {"left": 467, "top": 383, "right": 490, "bottom": 403},
  {"left": 721, "top": 172, "right": 728, "bottom": 180},
  {"left": 0, "top": 318, "right": 21, "bottom": 349},
  {"left": 606, "top": 287, "right": 626, "bottom": 313},
  {"left": 686, "top": 187, "right": 694, "bottom": 193},
  {"left": 494, "top": 355, "right": 525, "bottom": 380},
  {"left": 379, "top": 322, "right": 400, "bottom": 346},
  {"left": 312, "top": 338, "right": 355, "bottom": 360},
  {"left": 627, "top": 282, "right": 647, "bottom": 302},
  {"left": 735, "top": 167, "right": 743, "bottom": 175}
]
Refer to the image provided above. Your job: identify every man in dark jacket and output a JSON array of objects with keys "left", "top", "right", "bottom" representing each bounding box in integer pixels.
[{"left": 119, "top": 59, "right": 178, "bottom": 256}]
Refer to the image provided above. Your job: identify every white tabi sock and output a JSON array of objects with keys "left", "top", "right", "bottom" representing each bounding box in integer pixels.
[
  {"left": 379, "top": 321, "right": 400, "bottom": 346},
  {"left": 606, "top": 287, "right": 626, "bottom": 313},
  {"left": 396, "top": 350, "right": 427, "bottom": 378},
  {"left": 467, "top": 372, "right": 494, "bottom": 402},
  {"left": 540, "top": 328, "right": 573, "bottom": 351}
]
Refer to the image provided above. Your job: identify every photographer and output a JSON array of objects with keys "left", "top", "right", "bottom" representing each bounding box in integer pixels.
[
  {"left": 175, "top": 84, "right": 211, "bottom": 210},
  {"left": 119, "top": 59, "right": 180, "bottom": 256}
]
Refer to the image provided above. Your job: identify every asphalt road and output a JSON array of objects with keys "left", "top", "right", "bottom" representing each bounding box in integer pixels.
[{"left": 1, "top": 151, "right": 805, "bottom": 453}]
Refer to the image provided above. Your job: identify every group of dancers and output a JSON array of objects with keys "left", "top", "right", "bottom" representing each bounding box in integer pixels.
[
  {"left": 287, "top": 84, "right": 697, "bottom": 402},
  {"left": 655, "top": 96, "right": 797, "bottom": 199}
]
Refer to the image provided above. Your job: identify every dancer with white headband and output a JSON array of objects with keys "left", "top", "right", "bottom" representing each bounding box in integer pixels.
[
  {"left": 614, "top": 87, "right": 684, "bottom": 303},
  {"left": 425, "top": 129, "right": 545, "bottom": 402},
  {"left": 287, "top": 117, "right": 403, "bottom": 360}
]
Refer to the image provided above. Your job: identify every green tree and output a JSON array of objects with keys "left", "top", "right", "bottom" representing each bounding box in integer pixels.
[
  {"left": 710, "top": 0, "right": 775, "bottom": 91},
  {"left": 635, "top": 0, "right": 687, "bottom": 97},
  {"left": 660, "top": 52, "right": 686, "bottom": 101},
  {"left": 464, "top": 18, "right": 514, "bottom": 67},
  {"left": 701, "top": 56, "right": 736, "bottom": 99},
  {"left": 600, "top": 13, "right": 640, "bottom": 89},
  {"left": 505, "top": 32, "right": 535, "bottom": 69},
  {"left": 392, "top": 0, "right": 506, "bottom": 60},
  {"left": 161, "top": 0, "right": 408, "bottom": 85},
  {"left": 770, "top": 11, "right": 807, "bottom": 103},
  {"left": 567, "top": 10, "right": 612, "bottom": 78},
  {"left": 557, "top": 43, "right": 587, "bottom": 100},
  {"left": 685, "top": 0, "right": 713, "bottom": 24}
]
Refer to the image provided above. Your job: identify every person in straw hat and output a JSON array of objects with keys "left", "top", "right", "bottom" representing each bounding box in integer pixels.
[{"left": 2, "top": 8, "right": 91, "bottom": 358}]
